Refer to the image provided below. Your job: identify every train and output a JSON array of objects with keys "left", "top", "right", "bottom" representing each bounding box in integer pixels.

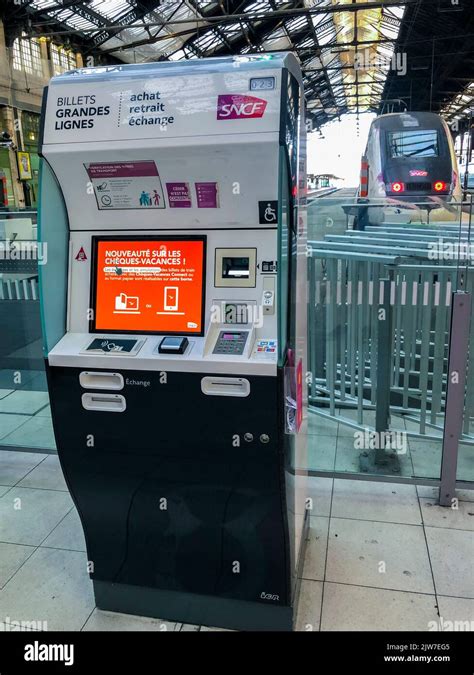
[{"left": 358, "top": 111, "right": 462, "bottom": 224}]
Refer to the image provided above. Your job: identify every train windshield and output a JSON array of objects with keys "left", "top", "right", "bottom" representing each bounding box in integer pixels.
[{"left": 388, "top": 129, "right": 439, "bottom": 158}]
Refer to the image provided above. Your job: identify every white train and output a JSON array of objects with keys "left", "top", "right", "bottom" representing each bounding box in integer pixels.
[{"left": 358, "top": 111, "right": 462, "bottom": 224}]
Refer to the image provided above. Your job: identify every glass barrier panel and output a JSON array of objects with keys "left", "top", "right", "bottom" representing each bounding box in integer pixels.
[
  {"left": 305, "top": 193, "right": 470, "bottom": 481},
  {"left": 0, "top": 209, "right": 56, "bottom": 451}
]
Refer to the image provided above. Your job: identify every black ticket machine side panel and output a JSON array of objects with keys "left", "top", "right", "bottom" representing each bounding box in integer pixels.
[{"left": 39, "top": 53, "right": 308, "bottom": 631}]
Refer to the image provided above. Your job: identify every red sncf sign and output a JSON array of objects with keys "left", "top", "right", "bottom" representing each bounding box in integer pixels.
[{"left": 217, "top": 94, "right": 267, "bottom": 120}]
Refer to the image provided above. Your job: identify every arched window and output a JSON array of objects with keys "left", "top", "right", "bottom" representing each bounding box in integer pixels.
[
  {"left": 12, "top": 35, "right": 43, "bottom": 76},
  {"left": 50, "top": 44, "right": 78, "bottom": 75}
]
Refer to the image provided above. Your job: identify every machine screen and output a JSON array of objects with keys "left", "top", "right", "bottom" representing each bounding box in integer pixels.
[{"left": 91, "top": 236, "right": 206, "bottom": 335}]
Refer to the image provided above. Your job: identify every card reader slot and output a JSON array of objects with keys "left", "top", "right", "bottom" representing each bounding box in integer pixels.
[
  {"left": 201, "top": 376, "right": 250, "bottom": 397},
  {"left": 79, "top": 371, "right": 124, "bottom": 390},
  {"left": 81, "top": 393, "right": 126, "bottom": 412}
]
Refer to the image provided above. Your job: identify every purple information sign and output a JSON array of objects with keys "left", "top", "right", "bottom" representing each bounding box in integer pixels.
[
  {"left": 86, "top": 161, "right": 159, "bottom": 179},
  {"left": 195, "top": 182, "right": 219, "bottom": 208},
  {"left": 84, "top": 160, "right": 165, "bottom": 210},
  {"left": 166, "top": 182, "right": 192, "bottom": 208}
]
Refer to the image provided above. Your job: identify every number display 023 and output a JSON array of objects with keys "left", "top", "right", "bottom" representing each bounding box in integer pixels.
[{"left": 250, "top": 77, "right": 275, "bottom": 91}]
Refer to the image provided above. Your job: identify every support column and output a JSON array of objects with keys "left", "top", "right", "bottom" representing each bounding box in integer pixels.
[
  {"left": 439, "top": 292, "right": 471, "bottom": 506},
  {"left": 3, "top": 105, "right": 25, "bottom": 209}
]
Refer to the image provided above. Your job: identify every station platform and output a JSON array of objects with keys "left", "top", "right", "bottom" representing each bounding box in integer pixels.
[{"left": 0, "top": 448, "right": 472, "bottom": 631}]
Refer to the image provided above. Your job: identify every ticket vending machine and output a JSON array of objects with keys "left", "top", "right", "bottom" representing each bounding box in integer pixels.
[{"left": 38, "top": 53, "right": 308, "bottom": 631}]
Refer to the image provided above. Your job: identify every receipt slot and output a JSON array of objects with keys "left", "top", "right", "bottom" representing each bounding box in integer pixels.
[{"left": 39, "top": 54, "right": 308, "bottom": 631}]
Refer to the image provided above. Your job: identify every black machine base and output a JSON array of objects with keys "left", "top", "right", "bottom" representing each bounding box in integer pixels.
[
  {"left": 93, "top": 511, "right": 310, "bottom": 632},
  {"left": 47, "top": 364, "right": 307, "bottom": 631},
  {"left": 94, "top": 580, "right": 293, "bottom": 631}
]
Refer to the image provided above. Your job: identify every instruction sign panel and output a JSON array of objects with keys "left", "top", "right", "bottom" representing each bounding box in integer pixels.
[
  {"left": 195, "top": 182, "right": 219, "bottom": 208},
  {"left": 166, "top": 182, "right": 192, "bottom": 208},
  {"left": 93, "top": 238, "right": 205, "bottom": 334},
  {"left": 85, "top": 161, "right": 165, "bottom": 210}
]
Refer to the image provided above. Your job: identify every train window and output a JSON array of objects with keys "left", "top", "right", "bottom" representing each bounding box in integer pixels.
[{"left": 388, "top": 130, "right": 439, "bottom": 158}]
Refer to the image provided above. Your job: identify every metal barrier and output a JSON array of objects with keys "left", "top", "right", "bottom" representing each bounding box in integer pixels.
[
  {"left": 0, "top": 276, "right": 38, "bottom": 301},
  {"left": 308, "top": 221, "right": 474, "bottom": 478}
]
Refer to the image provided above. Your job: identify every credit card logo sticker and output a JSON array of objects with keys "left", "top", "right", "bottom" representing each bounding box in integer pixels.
[{"left": 217, "top": 95, "right": 267, "bottom": 120}]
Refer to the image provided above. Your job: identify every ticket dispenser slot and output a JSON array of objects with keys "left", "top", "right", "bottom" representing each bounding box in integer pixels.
[
  {"left": 79, "top": 371, "right": 124, "bottom": 390},
  {"left": 201, "top": 376, "right": 250, "bottom": 397},
  {"left": 81, "top": 392, "right": 126, "bottom": 412}
]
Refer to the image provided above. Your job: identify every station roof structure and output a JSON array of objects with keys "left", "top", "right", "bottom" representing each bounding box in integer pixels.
[
  {"left": 380, "top": 0, "right": 474, "bottom": 129},
  {"left": 3, "top": 0, "right": 473, "bottom": 129}
]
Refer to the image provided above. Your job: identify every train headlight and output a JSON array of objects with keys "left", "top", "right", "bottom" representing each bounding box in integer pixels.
[{"left": 391, "top": 182, "right": 404, "bottom": 193}]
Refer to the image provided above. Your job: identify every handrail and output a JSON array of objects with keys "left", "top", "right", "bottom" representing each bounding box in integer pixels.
[
  {"left": 342, "top": 230, "right": 470, "bottom": 240},
  {"left": 314, "top": 240, "right": 436, "bottom": 259},
  {"left": 0, "top": 210, "right": 38, "bottom": 215},
  {"left": 308, "top": 246, "right": 401, "bottom": 264}
]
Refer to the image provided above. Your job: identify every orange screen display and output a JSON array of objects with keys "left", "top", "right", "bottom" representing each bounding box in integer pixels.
[{"left": 92, "top": 238, "right": 206, "bottom": 334}]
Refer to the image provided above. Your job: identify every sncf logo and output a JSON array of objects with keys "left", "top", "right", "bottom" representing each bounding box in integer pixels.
[
  {"left": 217, "top": 94, "right": 267, "bottom": 120},
  {"left": 409, "top": 169, "right": 428, "bottom": 177}
]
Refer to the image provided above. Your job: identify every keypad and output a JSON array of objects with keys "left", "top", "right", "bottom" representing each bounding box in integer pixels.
[{"left": 213, "top": 331, "right": 248, "bottom": 355}]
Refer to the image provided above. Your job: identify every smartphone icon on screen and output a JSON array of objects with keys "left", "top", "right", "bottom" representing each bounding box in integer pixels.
[{"left": 164, "top": 286, "right": 179, "bottom": 312}]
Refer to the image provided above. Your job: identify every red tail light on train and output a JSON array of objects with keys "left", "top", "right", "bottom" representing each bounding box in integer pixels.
[{"left": 391, "top": 181, "right": 405, "bottom": 193}]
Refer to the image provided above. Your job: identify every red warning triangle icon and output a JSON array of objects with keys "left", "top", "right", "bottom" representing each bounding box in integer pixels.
[{"left": 75, "top": 247, "right": 87, "bottom": 261}]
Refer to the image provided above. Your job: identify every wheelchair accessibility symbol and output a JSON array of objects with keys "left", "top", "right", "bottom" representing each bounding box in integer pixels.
[{"left": 258, "top": 200, "right": 278, "bottom": 224}]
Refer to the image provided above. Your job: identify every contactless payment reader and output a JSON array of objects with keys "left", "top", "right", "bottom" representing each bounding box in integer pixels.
[
  {"left": 39, "top": 53, "right": 308, "bottom": 631},
  {"left": 158, "top": 337, "right": 189, "bottom": 354}
]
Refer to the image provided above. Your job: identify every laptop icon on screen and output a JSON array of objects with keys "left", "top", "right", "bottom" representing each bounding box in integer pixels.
[{"left": 114, "top": 293, "right": 140, "bottom": 313}]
